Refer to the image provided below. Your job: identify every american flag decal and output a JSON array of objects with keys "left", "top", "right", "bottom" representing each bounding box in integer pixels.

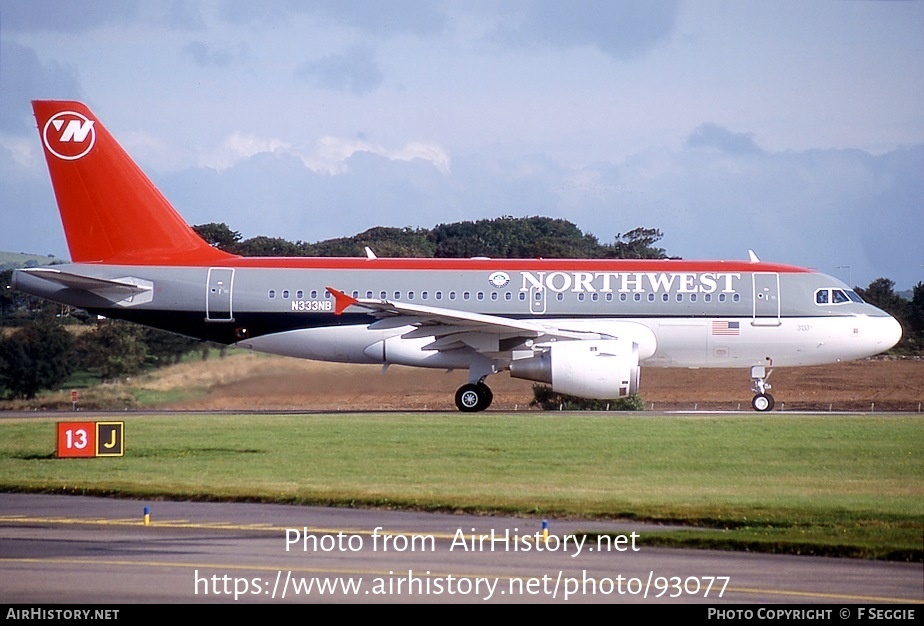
[{"left": 712, "top": 320, "right": 740, "bottom": 336}]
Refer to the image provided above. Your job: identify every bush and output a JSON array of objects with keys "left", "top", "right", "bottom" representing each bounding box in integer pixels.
[{"left": 531, "top": 385, "right": 645, "bottom": 411}]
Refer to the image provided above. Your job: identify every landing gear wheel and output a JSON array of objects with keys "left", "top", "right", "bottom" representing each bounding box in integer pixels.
[
  {"left": 752, "top": 393, "right": 775, "bottom": 412},
  {"left": 455, "top": 383, "right": 492, "bottom": 412},
  {"left": 476, "top": 382, "right": 493, "bottom": 409}
]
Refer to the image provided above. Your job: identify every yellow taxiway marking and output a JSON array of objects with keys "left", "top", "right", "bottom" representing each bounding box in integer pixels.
[{"left": 0, "top": 514, "right": 460, "bottom": 539}]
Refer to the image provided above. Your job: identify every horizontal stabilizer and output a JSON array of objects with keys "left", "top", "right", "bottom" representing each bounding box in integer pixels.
[{"left": 18, "top": 268, "right": 152, "bottom": 295}]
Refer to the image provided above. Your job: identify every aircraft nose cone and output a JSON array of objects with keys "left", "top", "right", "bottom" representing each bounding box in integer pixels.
[
  {"left": 881, "top": 316, "right": 902, "bottom": 350},
  {"left": 876, "top": 315, "right": 903, "bottom": 352}
]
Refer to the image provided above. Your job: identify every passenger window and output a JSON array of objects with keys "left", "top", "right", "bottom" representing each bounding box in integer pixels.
[
  {"left": 422, "top": 291, "right": 429, "bottom": 300},
  {"left": 282, "top": 290, "right": 290, "bottom": 299},
  {"left": 268, "top": 290, "right": 276, "bottom": 299},
  {"left": 408, "top": 291, "right": 415, "bottom": 300}
]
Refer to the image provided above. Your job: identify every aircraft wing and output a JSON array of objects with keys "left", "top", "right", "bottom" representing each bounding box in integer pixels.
[{"left": 326, "top": 287, "right": 606, "bottom": 348}]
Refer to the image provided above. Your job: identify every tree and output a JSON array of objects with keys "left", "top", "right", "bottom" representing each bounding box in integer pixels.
[
  {"left": 604, "top": 227, "right": 670, "bottom": 259},
  {"left": 193, "top": 222, "right": 242, "bottom": 253},
  {"left": 432, "top": 216, "right": 602, "bottom": 258},
  {"left": 0, "top": 269, "right": 61, "bottom": 324},
  {"left": 312, "top": 226, "right": 436, "bottom": 258},
  {"left": 0, "top": 318, "right": 74, "bottom": 399},
  {"left": 77, "top": 320, "right": 148, "bottom": 380},
  {"left": 141, "top": 328, "right": 200, "bottom": 365},
  {"left": 905, "top": 282, "right": 924, "bottom": 353},
  {"left": 236, "top": 236, "right": 309, "bottom": 257}
]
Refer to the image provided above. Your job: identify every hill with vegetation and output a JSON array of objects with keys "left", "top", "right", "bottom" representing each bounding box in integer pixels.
[{"left": 0, "top": 251, "right": 64, "bottom": 272}]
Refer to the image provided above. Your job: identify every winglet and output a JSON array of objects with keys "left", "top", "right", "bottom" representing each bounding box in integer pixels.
[
  {"left": 326, "top": 287, "right": 360, "bottom": 315},
  {"left": 748, "top": 249, "right": 761, "bottom": 263},
  {"left": 364, "top": 246, "right": 377, "bottom": 260}
]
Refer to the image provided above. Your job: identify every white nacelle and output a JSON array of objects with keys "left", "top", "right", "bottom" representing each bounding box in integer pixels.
[{"left": 509, "top": 339, "right": 640, "bottom": 399}]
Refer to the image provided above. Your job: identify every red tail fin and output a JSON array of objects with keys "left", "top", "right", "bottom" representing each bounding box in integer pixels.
[{"left": 32, "top": 100, "right": 236, "bottom": 264}]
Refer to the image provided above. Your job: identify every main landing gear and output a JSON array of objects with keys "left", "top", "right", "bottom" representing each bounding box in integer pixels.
[
  {"left": 455, "top": 382, "right": 494, "bottom": 412},
  {"left": 750, "top": 365, "right": 775, "bottom": 412}
]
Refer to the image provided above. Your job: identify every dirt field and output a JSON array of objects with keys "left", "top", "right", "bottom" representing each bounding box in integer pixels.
[{"left": 157, "top": 353, "right": 924, "bottom": 412}]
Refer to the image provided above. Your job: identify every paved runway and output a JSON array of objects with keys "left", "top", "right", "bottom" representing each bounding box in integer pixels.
[{"left": 0, "top": 493, "right": 921, "bottom": 605}]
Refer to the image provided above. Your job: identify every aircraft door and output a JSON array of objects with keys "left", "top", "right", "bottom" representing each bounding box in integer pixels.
[
  {"left": 529, "top": 283, "right": 546, "bottom": 315},
  {"left": 752, "top": 272, "right": 780, "bottom": 326},
  {"left": 206, "top": 268, "right": 235, "bottom": 322}
]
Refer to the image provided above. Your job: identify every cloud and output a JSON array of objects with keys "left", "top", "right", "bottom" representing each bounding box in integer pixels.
[
  {"left": 198, "top": 130, "right": 450, "bottom": 177},
  {"left": 295, "top": 45, "right": 383, "bottom": 95},
  {"left": 0, "top": 0, "right": 205, "bottom": 32},
  {"left": 183, "top": 41, "right": 249, "bottom": 68},
  {"left": 217, "top": 0, "right": 448, "bottom": 36},
  {"left": 0, "top": 41, "right": 83, "bottom": 134},
  {"left": 685, "top": 123, "right": 764, "bottom": 155},
  {"left": 0, "top": 0, "right": 138, "bottom": 32},
  {"left": 299, "top": 0, "right": 448, "bottom": 37},
  {"left": 198, "top": 133, "right": 292, "bottom": 171},
  {"left": 309, "top": 136, "right": 451, "bottom": 175},
  {"left": 487, "top": 0, "right": 678, "bottom": 58}
]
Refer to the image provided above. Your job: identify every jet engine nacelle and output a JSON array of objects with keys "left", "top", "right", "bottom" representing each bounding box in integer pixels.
[{"left": 509, "top": 339, "right": 640, "bottom": 399}]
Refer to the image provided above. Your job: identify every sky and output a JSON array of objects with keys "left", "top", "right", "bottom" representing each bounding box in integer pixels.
[{"left": 1, "top": 0, "right": 922, "bottom": 290}]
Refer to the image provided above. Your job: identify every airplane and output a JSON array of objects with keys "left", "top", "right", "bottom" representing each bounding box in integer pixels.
[{"left": 12, "top": 100, "right": 903, "bottom": 412}]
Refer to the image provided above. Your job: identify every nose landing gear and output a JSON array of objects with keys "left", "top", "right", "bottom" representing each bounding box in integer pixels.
[{"left": 750, "top": 365, "right": 775, "bottom": 411}]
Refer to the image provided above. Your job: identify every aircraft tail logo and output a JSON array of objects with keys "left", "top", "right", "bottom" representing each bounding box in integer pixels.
[{"left": 42, "top": 111, "right": 96, "bottom": 160}]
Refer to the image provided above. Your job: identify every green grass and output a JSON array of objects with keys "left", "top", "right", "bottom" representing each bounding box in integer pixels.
[{"left": 0, "top": 412, "right": 920, "bottom": 561}]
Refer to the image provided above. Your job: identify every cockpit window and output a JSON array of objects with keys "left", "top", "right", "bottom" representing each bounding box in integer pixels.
[{"left": 815, "top": 288, "right": 862, "bottom": 305}]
